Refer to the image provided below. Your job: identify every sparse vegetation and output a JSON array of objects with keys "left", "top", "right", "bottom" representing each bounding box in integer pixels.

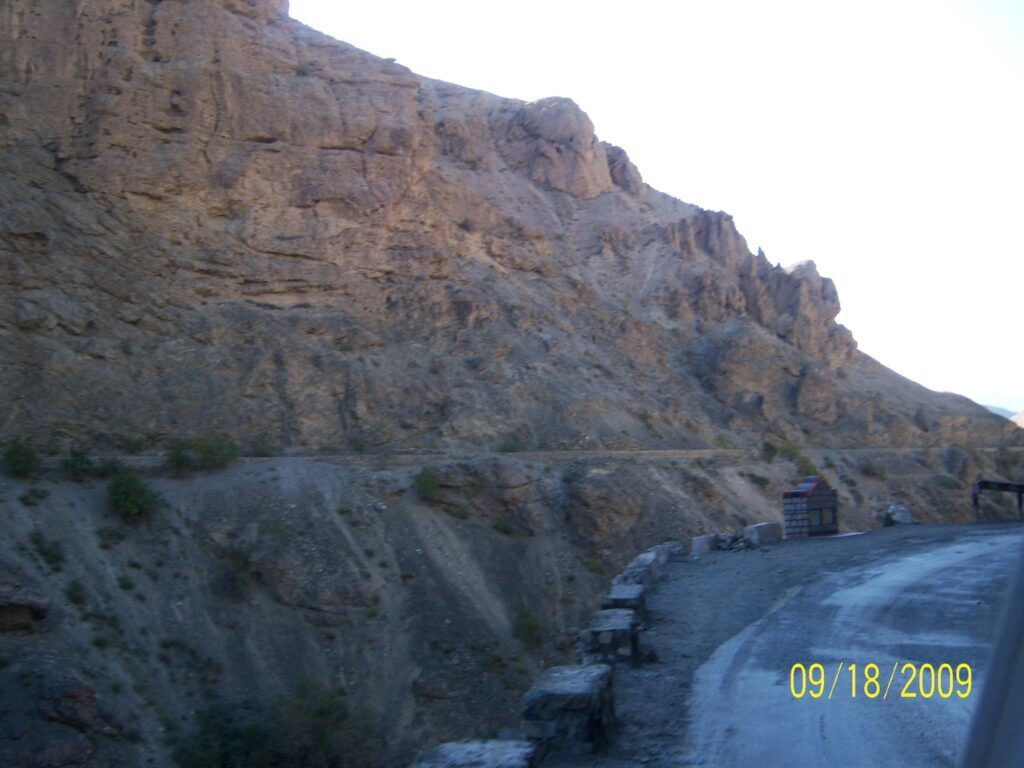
[
  {"left": 778, "top": 442, "right": 802, "bottom": 461},
  {"left": 4, "top": 438, "right": 41, "bottom": 478},
  {"left": 61, "top": 448, "right": 94, "bottom": 481},
  {"left": 512, "top": 601, "right": 543, "bottom": 649},
  {"left": 18, "top": 487, "right": 49, "bottom": 507},
  {"left": 761, "top": 441, "right": 778, "bottom": 462},
  {"left": 93, "top": 458, "right": 126, "bottom": 479},
  {"left": 108, "top": 470, "right": 165, "bottom": 518},
  {"left": 166, "top": 435, "right": 239, "bottom": 476},
  {"left": 497, "top": 434, "right": 524, "bottom": 453},
  {"left": 117, "top": 575, "right": 135, "bottom": 591},
  {"left": 743, "top": 472, "right": 771, "bottom": 489},
  {"left": 174, "top": 683, "right": 378, "bottom": 768},
  {"left": 414, "top": 468, "right": 442, "bottom": 502},
  {"left": 795, "top": 455, "right": 818, "bottom": 478},
  {"left": 493, "top": 517, "right": 513, "bottom": 535},
  {"left": 30, "top": 530, "right": 64, "bottom": 570},
  {"left": 582, "top": 556, "right": 603, "bottom": 574},
  {"left": 96, "top": 526, "right": 128, "bottom": 549},
  {"left": 858, "top": 459, "right": 887, "bottom": 480},
  {"left": 65, "top": 580, "right": 87, "bottom": 606}
]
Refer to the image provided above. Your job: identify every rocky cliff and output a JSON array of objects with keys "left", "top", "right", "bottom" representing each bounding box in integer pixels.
[
  {"left": 3, "top": 1, "right": 1024, "bottom": 766},
  {"left": 2, "top": 0, "right": 1017, "bottom": 454}
]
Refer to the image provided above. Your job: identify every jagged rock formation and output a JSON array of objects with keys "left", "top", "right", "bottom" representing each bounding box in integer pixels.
[{"left": 2, "top": 0, "right": 1018, "bottom": 454}]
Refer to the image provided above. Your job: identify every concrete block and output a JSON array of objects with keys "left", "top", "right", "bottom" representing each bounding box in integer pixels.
[
  {"left": 522, "top": 664, "right": 615, "bottom": 754},
  {"left": 743, "top": 522, "right": 783, "bottom": 547},
  {"left": 613, "top": 551, "right": 660, "bottom": 586},
  {"left": 600, "top": 583, "right": 647, "bottom": 621},
  {"left": 649, "top": 541, "right": 685, "bottom": 565},
  {"left": 691, "top": 534, "right": 718, "bottom": 557},
  {"left": 411, "top": 740, "right": 540, "bottom": 768},
  {"left": 579, "top": 609, "right": 640, "bottom": 666}
]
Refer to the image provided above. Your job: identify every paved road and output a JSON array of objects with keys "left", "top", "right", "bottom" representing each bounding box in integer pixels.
[
  {"left": 682, "top": 528, "right": 1023, "bottom": 767},
  {"left": 546, "top": 525, "right": 1024, "bottom": 768}
]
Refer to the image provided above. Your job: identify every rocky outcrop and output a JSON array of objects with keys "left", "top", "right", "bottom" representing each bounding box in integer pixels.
[
  {"left": 0, "top": 558, "right": 49, "bottom": 631},
  {"left": 1, "top": 0, "right": 1017, "bottom": 454}
]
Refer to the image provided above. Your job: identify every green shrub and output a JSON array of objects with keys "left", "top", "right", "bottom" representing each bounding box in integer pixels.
[
  {"left": 193, "top": 436, "right": 238, "bottom": 469},
  {"left": 30, "top": 530, "right": 64, "bottom": 570},
  {"left": 65, "top": 580, "right": 87, "bottom": 606},
  {"left": 497, "top": 434, "right": 524, "bottom": 453},
  {"left": 795, "top": 455, "right": 818, "bottom": 478},
  {"left": 858, "top": 459, "right": 887, "bottom": 480},
  {"left": 174, "top": 684, "right": 378, "bottom": 768},
  {"left": 493, "top": 517, "right": 513, "bottom": 535},
  {"left": 414, "top": 469, "right": 442, "bottom": 502},
  {"left": 778, "top": 442, "right": 801, "bottom": 460},
  {"left": 117, "top": 575, "right": 135, "bottom": 591},
  {"left": 513, "top": 601, "right": 543, "bottom": 649},
  {"left": 18, "top": 487, "right": 49, "bottom": 506},
  {"left": 761, "top": 441, "right": 778, "bottom": 462},
  {"left": 166, "top": 436, "right": 238, "bottom": 475},
  {"left": 62, "top": 449, "right": 94, "bottom": 481},
  {"left": 4, "top": 438, "right": 41, "bottom": 478},
  {"left": 743, "top": 472, "right": 771, "bottom": 488},
  {"left": 108, "top": 470, "right": 164, "bottom": 518},
  {"left": 582, "top": 556, "right": 602, "bottom": 574}
]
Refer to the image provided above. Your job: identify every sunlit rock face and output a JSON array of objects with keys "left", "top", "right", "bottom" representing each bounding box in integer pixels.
[{"left": 0, "top": 0, "right": 1017, "bottom": 453}]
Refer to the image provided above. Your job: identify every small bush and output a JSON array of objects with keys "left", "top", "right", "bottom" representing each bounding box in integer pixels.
[
  {"left": 174, "top": 684, "right": 378, "bottom": 768},
  {"left": 795, "top": 455, "right": 818, "bottom": 478},
  {"left": 117, "top": 575, "right": 135, "bottom": 591},
  {"left": 493, "top": 517, "right": 513, "bottom": 535},
  {"left": 414, "top": 469, "right": 442, "bottom": 503},
  {"left": 166, "top": 436, "right": 238, "bottom": 475},
  {"left": 858, "top": 459, "right": 887, "bottom": 480},
  {"left": 743, "top": 472, "right": 771, "bottom": 489},
  {"left": 65, "top": 580, "right": 87, "bottom": 606},
  {"left": 497, "top": 434, "right": 524, "bottom": 453},
  {"left": 30, "top": 530, "right": 64, "bottom": 570},
  {"left": 108, "top": 470, "right": 164, "bottom": 518},
  {"left": 62, "top": 449, "right": 94, "bottom": 482},
  {"left": 513, "top": 601, "right": 543, "bottom": 649},
  {"left": 761, "top": 441, "right": 778, "bottom": 462},
  {"left": 4, "top": 438, "right": 41, "bottom": 478},
  {"left": 582, "top": 556, "right": 602, "bottom": 574},
  {"left": 96, "top": 526, "right": 127, "bottom": 549},
  {"left": 778, "top": 442, "right": 801, "bottom": 460},
  {"left": 18, "top": 487, "right": 49, "bottom": 507}
]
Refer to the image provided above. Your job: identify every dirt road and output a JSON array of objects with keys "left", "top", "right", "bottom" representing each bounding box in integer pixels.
[{"left": 548, "top": 523, "right": 1024, "bottom": 767}]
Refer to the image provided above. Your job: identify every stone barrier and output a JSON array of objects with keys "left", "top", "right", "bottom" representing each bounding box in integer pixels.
[
  {"left": 743, "top": 522, "right": 782, "bottom": 547},
  {"left": 578, "top": 609, "right": 640, "bottom": 666},
  {"left": 409, "top": 541, "right": 685, "bottom": 766},
  {"left": 690, "top": 533, "right": 718, "bottom": 558},
  {"left": 600, "top": 583, "right": 647, "bottom": 622},
  {"left": 521, "top": 664, "right": 614, "bottom": 754}
]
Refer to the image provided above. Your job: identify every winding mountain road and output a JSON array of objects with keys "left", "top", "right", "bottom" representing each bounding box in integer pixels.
[{"left": 548, "top": 524, "right": 1024, "bottom": 768}]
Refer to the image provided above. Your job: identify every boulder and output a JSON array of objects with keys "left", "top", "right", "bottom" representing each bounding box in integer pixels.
[
  {"left": 884, "top": 505, "right": 917, "bottom": 526},
  {"left": 0, "top": 558, "right": 50, "bottom": 631}
]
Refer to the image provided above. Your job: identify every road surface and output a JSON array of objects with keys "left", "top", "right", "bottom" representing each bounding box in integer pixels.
[{"left": 548, "top": 524, "right": 1024, "bottom": 768}]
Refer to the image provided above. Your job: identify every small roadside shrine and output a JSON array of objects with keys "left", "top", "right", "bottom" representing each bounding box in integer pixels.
[{"left": 783, "top": 476, "right": 839, "bottom": 537}]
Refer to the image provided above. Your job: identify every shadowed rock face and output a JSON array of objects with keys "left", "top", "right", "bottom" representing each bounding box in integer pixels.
[{"left": 0, "top": 0, "right": 1019, "bottom": 455}]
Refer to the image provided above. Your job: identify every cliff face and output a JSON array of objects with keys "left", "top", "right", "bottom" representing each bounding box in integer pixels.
[{"left": 2, "top": 0, "right": 1016, "bottom": 453}]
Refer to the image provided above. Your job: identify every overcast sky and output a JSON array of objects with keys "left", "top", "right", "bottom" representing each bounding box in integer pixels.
[{"left": 290, "top": 0, "right": 1024, "bottom": 413}]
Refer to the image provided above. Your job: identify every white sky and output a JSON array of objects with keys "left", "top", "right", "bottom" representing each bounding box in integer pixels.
[{"left": 290, "top": 0, "right": 1024, "bottom": 413}]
